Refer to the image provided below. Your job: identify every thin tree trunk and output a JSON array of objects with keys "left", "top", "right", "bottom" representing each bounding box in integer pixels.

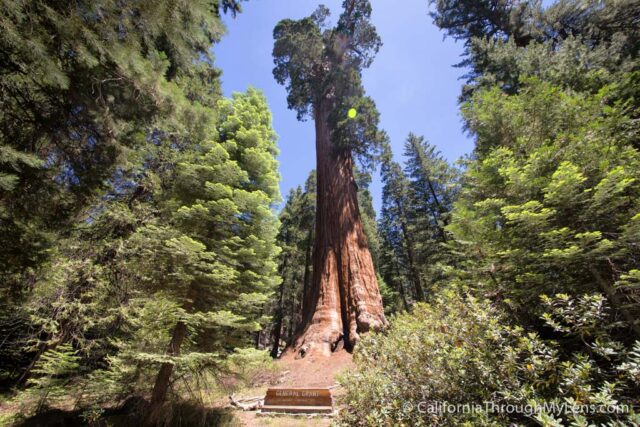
[
  {"left": 270, "top": 281, "right": 285, "bottom": 358},
  {"left": 17, "top": 340, "right": 52, "bottom": 386},
  {"left": 292, "top": 99, "right": 387, "bottom": 358},
  {"left": 270, "top": 252, "right": 289, "bottom": 358},
  {"left": 424, "top": 175, "right": 449, "bottom": 226},
  {"left": 290, "top": 226, "right": 314, "bottom": 344},
  {"left": 146, "top": 319, "right": 188, "bottom": 425},
  {"left": 254, "top": 311, "right": 262, "bottom": 349},
  {"left": 393, "top": 262, "right": 410, "bottom": 311},
  {"left": 17, "top": 326, "right": 71, "bottom": 386},
  {"left": 424, "top": 177, "right": 449, "bottom": 242},
  {"left": 288, "top": 280, "right": 297, "bottom": 344},
  {"left": 589, "top": 266, "right": 640, "bottom": 338},
  {"left": 396, "top": 200, "right": 425, "bottom": 301}
]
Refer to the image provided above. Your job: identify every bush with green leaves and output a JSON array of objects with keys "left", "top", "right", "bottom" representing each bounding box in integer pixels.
[{"left": 337, "top": 290, "right": 640, "bottom": 427}]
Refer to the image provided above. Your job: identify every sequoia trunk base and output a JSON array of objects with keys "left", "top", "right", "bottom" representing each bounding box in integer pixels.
[{"left": 293, "top": 101, "right": 387, "bottom": 358}]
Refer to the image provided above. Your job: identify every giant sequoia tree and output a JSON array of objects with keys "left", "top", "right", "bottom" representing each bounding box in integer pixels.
[
  {"left": 339, "top": 3, "right": 640, "bottom": 424},
  {"left": 273, "top": 0, "right": 387, "bottom": 357}
]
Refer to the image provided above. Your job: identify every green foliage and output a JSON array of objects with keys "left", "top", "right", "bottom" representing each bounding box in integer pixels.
[
  {"left": 429, "top": 0, "right": 640, "bottom": 98},
  {"left": 264, "top": 171, "right": 316, "bottom": 356},
  {"left": 346, "top": 2, "right": 640, "bottom": 425},
  {"left": 403, "top": 135, "right": 460, "bottom": 286},
  {"left": 0, "top": 0, "right": 244, "bottom": 392},
  {"left": 338, "top": 291, "right": 640, "bottom": 426},
  {"left": 453, "top": 77, "right": 640, "bottom": 328},
  {"left": 3, "top": 1, "right": 640, "bottom": 424},
  {"left": 225, "top": 348, "right": 280, "bottom": 389},
  {"left": 272, "top": 0, "right": 386, "bottom": 161},
  {"left": 0, "top": 0, "right": 242, "bottom": 295},
  {"left": 378, "top": 137, "right": 460, "bottom": 310},
  {"left": 87, "top": 89, "right": 282, "bottom": 405},
  {"left": 11, "top": 344, "right": 81, "bottom": 416},
  {"left": 378, "top": 143, "right": 420, "bottom": 308},
  {"left": 0, "top": 4, "right": 283, "bottom": 414}
]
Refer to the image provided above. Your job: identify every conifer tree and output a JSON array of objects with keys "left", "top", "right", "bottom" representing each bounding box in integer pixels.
[
  {"left": 403, "top": 134, "right": 459, "bottom": 291},
  {"left": 378, "top": 138, "right": 459, "bottom": 307},
  {"left": 273, "top": 0, "right": 387, "bottom": 356},
  {"left": 429, "top": 0, "right": 640, "bottom": 97},
  {"left": 453, "top": 78, "right": 640, "bottom": 336},
  {"left": 4, "top": 88, "right": 282, "bottom": 421},
  {"left": 139, "top": 89, "right": 281, "bottom": 418},
  {"left": 379, "top": 144, "right": 426, "bottom": 303},
  {"left": 340, "top": 4, "right": 640, "bottom": 424},
  {"left": 0, "top": 0, "right": 245, "bottom": 392},
  {"left": 0, "top": 0, "right": 243, "bottom": 297},
  {"left": 269, "top": 176, "right": 316, "bottom": 358}
]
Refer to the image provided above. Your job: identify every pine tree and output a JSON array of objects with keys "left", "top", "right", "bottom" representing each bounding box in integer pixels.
[
  {"left": 453, "top": 78, "right": 640, "bottom": 335},
  {"left": 0, "top": 0, "right": 247, "bottom": 396},
  {"left": 298, "top": 171, "right": 317, "bottom": 331},
  {"left": 269, "top": 175, "right": 316, "bottom": 358},
  {"left": 403, "top": 134, "right": 459, "bottom": 292},
  {"left": 431, "top": 0, "right": 640, "bottom": 336},
  {"left": 269, "top": 187, "right": 303, "bottom": 357},
  {"left": 273, "top": 0, "right": 387, "bottom": 357},
  {"left": 429, "top": 0, "right": 640, "bottom": 97},
  {"left": 379, "top": 143, "right": 426, "bottom": 303},
  {"left": 140, "top": 88, "right": 281, "bottom": 418},
  {"left": 6, "top": 88, "right": 282, "bottom": 420},
  {"left": 378, "top": 138, "right": 460, "bottom": 307},
  {"left": 0, "top": 0, "right": 243, "bottom": 297}
]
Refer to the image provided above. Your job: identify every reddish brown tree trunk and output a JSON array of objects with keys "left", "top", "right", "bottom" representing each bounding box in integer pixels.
[{"left": 293, "top": 100, "right": 387, "bottom": 358}]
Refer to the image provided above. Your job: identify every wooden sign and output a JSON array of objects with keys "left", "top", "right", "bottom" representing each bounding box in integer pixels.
[
  {"left": 262, "top": 387, "right": 333, "bottom": 414},
  {"left": 264, "top": 388, "right": 332, "bottom": 406}
]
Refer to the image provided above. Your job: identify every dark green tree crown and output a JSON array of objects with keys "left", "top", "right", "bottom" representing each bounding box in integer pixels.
[{"left": 272, "top": 0, "right": 386, "bottom": 160}]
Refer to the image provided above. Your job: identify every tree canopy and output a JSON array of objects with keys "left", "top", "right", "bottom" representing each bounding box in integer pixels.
[{"left": 272, "top": 0, "right": 386, "bottom": 160}]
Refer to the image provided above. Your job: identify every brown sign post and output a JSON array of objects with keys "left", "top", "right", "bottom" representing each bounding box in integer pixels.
[{"left": 261, "top": 387, "right": 333, "bottom": 414}]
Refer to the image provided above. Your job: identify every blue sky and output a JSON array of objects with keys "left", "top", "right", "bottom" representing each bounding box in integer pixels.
[{"left": 214, "top": 0, "right": 473, "bottom": 213}]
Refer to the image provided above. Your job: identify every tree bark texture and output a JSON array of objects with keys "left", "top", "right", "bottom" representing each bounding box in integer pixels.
[
  {"left": 145, "top": 320, "right": 188, "bottom": 425},
  {"left": 292, "top": 100, "right": 387, "bottom": 358}
]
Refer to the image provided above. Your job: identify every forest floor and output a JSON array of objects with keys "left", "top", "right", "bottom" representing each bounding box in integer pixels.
[
  {"left": 230, "top": 350, "right": 354, "bottom": 427},
  {"left": 0, "top": 351, "right": 353, "bottom": 426}
]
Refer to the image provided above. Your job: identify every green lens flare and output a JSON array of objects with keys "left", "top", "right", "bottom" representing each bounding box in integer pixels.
[{"left": 348, "top": 108, "right": 357, "bottom": 119}]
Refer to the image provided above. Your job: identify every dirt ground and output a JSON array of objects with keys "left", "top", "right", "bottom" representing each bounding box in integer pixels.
[
  {"left": 231, "top": 350, "right": 354, "bottom": 427},
  {"left": 0, "top": 351, "right": 354, "bottom": 426}
]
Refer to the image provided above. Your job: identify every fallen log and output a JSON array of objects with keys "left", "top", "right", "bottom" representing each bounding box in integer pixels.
[{"left": 228, "top": 394, "right": 263, "bottom": 411}]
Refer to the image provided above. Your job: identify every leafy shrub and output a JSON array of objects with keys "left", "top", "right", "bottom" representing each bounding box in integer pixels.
[{"left": 337, "top": 291, "right": 640, "bottom": 426}]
